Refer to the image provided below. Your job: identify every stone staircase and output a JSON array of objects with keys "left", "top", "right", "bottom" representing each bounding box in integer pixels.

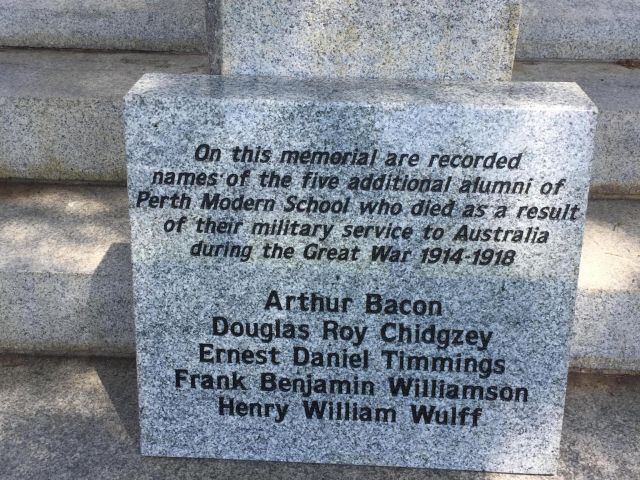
[{"left": 0, "top": 1, "right": 639, "bottom": 478}]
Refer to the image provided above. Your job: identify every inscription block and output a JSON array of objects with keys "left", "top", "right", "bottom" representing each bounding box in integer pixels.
[
  {"left": 206, "top": 0, "right": 521, "bottom": 81},
  {"left": 124, "top": 74, "right": 596, "bottom": 474}
]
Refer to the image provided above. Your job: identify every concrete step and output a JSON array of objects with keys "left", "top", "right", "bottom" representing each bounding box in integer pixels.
[
  {"left": 517, "top": 0, "right": 640, "bottom": 61},
  {"left": 1, "top": 49, "right": 639, "bottom": 195},
  {"left": 0, "top": 354, "right": 637, "bottom": 480},
  {"left": 513, "top": 60, "right": 640, "bottom": 196},
  {"left": 0, "top": 183, "right": 638, "bottom": 372},
  {"left": 0, "top": 0, "right": 206, "bottom": 53},
  {"left": 0, "top": 48, "right": 207, "bottom": 182}
]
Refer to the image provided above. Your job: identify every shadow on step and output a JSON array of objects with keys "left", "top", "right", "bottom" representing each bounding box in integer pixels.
[
  {"left": 93, "top": 357, "right": 140, "bottom": 443},
  {"left": 85, "top": 242, "right": 135, "bottom": 356}
]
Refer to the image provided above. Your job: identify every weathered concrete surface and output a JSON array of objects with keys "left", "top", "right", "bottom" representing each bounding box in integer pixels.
[
  {"left": 0, "top": 0, "right": 207, "bottom": 52},
  {"left": 516, "top": 0, "right": 640, "bottom": 61},
  {"left": 0, "top": 48, "right": 207, "bottom": 182},
  {"left": 514, "top": 60, "right": 640, "bottom": 196},
  {"left": 0, "top": 355, "right": 638, "bottom": 480},
  {"left": 0, "top": 185, "right": 638, "bottom": 372}
]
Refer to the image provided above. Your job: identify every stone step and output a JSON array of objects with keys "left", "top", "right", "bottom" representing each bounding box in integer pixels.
[
  {"left": 0, "top": 0, "right": 206, "bottom": 53},
  {"left": 516, "top": 0, "right": 640, "bottom": 61},
  {"left": 1, "top": 0, "right": 636, "bottom": 64},
  {"left": 1, "top": 49, "right": 639, "bottom": 195},
  {"left": 0, "top": 183, "right": 638, "bottom": 372},
  {"left": 0, "top": 48, "right": 207, "bottom": 182},
  {"left": 513, "top": 60, "right": 640, "bottom": 196},
  {"left": 0, "top": 354, "right": 637, "bottom": 479}
]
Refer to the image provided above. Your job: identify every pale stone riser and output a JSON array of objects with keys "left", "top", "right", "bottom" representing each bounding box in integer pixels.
[{"left": 517, "top": 0, "right": 640, "bottom": 61}]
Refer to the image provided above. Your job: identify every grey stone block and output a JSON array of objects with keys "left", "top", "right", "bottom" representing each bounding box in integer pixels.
[
  {"left": 0, "top": 49, "right": 207, "bottom": 182},
  {"left": 514, "top": 60, "right": 640, "bottom": 196},
  {"left": 124, "top": 74, "right": 595, "bottom": 472},
  {"left": 0, "top": 184, "right": 637, "bottom": 372},
  {"left": 206, "top": 0, "right": 521, "bottom": 81},
  {"left": 0, "top": 0, "right": 207, "bottom": 52},
  {"left": 0, "top": 355, "right": 638, "bottom": 480},
  {"left": 517, "top": 0, "right": 640, "bottom": 61}
]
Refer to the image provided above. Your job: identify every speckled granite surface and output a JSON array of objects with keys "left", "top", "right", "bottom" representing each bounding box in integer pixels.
[
  {"left": 205, "top": 0, "right": 521, "bottom": 81},
  {"left": 516, "top": 0, "right": 640, "bottom": 61},
  {"left": 0, "top": 49, "right": 207, "bottom": 182},
  {"left": 0, "top": 0, "right": 206, "bottom": 52},
  {"left": 514, "top": 60, "right": 640, "bottom": 196},
  {"left": 124, "top": 74, "right": 596, "bottom": 473}
]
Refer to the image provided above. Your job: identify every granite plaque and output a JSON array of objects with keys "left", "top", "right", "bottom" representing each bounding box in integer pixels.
[{"left": 124, "top": 74, "right": 596, "bottom": 474}]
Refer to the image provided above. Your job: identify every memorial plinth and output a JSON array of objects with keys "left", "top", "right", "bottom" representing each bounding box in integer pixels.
[
  {"left": 206, "top": 0, "right": 522, "bottom": 81},
  {"left": 125, "top": 74, "right": 596, "bottom": 474}
]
